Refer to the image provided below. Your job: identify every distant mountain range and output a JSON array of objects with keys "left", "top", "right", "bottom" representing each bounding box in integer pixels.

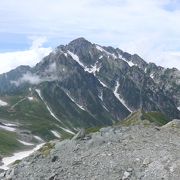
[{"left": 0, "top": 37, "right": 179, "bottom": 142}]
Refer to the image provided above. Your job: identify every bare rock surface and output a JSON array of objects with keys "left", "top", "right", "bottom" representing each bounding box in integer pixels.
[{"left": 1, "top": 122, "right": 180, "bottom": 180}]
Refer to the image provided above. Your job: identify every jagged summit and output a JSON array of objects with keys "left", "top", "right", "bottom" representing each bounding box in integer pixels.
[{"left": 68, "top": 37, "right": 91, "bottom": 45}]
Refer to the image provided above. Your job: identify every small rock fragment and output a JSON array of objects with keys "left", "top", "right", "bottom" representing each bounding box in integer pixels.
[
  {"left": 72, "top": 129, "right": 86, "bottom": 140},
  {"left": 51, "top": 156, "right": 58, "bottom": 162},
  {"left": 143, "top": 158, "right": 151, "bottom": 166},
  {"left": 122, "top": 171, "right": 131, "bottom": 180}
]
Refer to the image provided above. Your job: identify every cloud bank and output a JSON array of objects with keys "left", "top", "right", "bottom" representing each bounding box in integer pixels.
[
  {"left": 11, "top": 72, "right": 58, "bottom": 86},
  {"left": 0, "top": 37, "right": 52, "bottom": 73},
  {"left": 11, "top": 62, "right": 58, "bottom": 86},
  {"left": 11, "top": 72, "right": 42, "bottom": 86}
]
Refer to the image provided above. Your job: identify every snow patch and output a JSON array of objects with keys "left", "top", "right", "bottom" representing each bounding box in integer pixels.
[
  {"left": 67, "top": 51, "right": 85, "bottom": 68},
  {"left": 59, "top": 127, "right": 75, "bottom": 135},
  {"left": 118, "top": 54, "right": 135, "bottom": 67},
  {"left": 84, "top": 62, "right": 101, "bottom": 75},
  {"left": 66, "top": 92, "right": 85, "bottom": 111},
  {"left": 96, "top": 45, "right": 105, "bottom": 52},
  {"left": 51, "top": 130, "right": 61, "bottom": 138},
  {"left": 98, "top": 91, "right": 109, "bottom": 111},
  {"left": 67, "top": 50, "right": 109, "bottom": 91},
  {"left": 98, "top": 91, "right": 103, "bottom": 101},
  {"left": 18, "top": 140, "right": 34, "bottom": 146},
  {"left": 98, "top": 79, "right": 107, "bottom": 87},
  {"left": 35, "top": 89, "right": 62, "bottom": 123},
  {"left": 67, "top": 50, "right": 105, "bottom": 79},
  {"left": 3, "top": 123, "right": 18, "bottom": 127},
  {"left": 114, "top": 81, "right": 132, "bottom": 113},
  {"left": 145, "top": 68, "right": 147, "bottom": 73},
  {"left": 111, "top": 53, "right": 117, "bottom": 59},
  {"left": 0, "top": 143, "right": 44, "bottom": 170},
  {"left": 150, "top": 73, "right": 154, "bottom": 79},
  {"left": 96, "top": 45, "right": 117, "bottom": 59},
  {"left": 34, "top": 136, "right": 43, "bottom": 142},
  {"left": 35, "top": 89, "right": 75, "bottom": 135},
  {"left": 28, "top": 97, "right": 34, "bottom": 101},
  {"left": 177, "top": 107, "right": 180, "bottom": 111},
  {"left": 0, "top": 99, "right": 8, "bottom": 106},
  {"left": 128, "top": 61, "right": 135, "bottom": 67},
  {"left": 103, "top": 105, "right": 109, "bottom": 112},
  {"left": 99, "top": 55, "right": 103, "bottom": 59},
  {"left": 64, "top": 53, "right": 68, "bottom": 57},
  {"left": 0, "top": 125, "right": 16, "bottom": 132}
]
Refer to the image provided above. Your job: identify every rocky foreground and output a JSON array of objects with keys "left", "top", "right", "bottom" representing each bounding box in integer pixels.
[{"left": 1, "top": 120, "right": 180, "bottom": 180}]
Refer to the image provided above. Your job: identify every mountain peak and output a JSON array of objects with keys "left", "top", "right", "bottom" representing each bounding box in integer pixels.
[{"left": 68, "top": 37, "right": 92, "bottom": 47}]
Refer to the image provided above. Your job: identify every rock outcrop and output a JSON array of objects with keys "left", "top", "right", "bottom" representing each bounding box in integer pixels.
[{"left": 1, "top": 120, "right": 180, "bottom": 180}]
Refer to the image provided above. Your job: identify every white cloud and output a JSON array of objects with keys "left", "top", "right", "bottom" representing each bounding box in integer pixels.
[
  {"left": 120, "top": 34, "right": 180, "bottom": 70},
  {"left": 29, "top": 36, "right": 48, "bottom": 49},
  {"left": 11, "top": 62, "right": 58, "bottom": 86},
  {"left": 11, "top": 72, "right": 42, "bottom": 86},
  {"left": 155, "top": 52, "right": 180, "bottom": 69},
  {"left": 0, "top": 0, "right": 180, "bottom": 70},
  {"left": 0, "top": 37, "right": 52, "bottom": 74}
]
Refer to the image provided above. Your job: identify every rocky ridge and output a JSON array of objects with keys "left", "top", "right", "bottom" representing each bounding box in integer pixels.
[{"left": 1, "top": 118, "right": 180, "bottom": 180}]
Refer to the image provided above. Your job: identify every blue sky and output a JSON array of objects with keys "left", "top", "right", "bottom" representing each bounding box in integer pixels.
[{"left": 0, "top": 0, "right": 180, "bottom": 73}]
